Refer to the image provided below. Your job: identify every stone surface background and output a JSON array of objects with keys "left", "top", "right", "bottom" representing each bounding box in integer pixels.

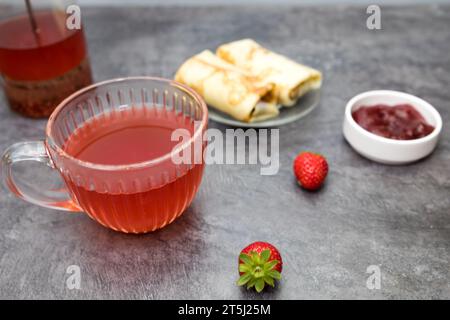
[{"left": 0, "top": 5, "right": 449, "bottom": 299}]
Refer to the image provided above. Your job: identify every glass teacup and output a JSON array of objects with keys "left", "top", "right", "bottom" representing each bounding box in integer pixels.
[{"left": 1, "top": 77, "right": 208, "bottom": 233}]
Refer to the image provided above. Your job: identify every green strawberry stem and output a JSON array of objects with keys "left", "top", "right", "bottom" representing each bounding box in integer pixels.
[{"left": 237, "top": 249, "right": 281, "bottom": 293}]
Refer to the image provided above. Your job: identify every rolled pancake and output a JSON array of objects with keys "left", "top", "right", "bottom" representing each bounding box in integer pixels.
[
  {"left": 175, "top": 50, "right": 279, "bottom": 122},
  {"left": 217, "top": 39, "right": 322, "bottom": 106}
]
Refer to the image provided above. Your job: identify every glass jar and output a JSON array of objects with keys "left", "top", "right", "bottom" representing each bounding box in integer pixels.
[{"left": 0, "top": 0, "right": 93, "bottom": 117}]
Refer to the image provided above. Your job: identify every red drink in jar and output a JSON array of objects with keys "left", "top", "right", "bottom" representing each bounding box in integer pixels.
[{"left": 0, "top": 6, "right": 92, "bottom": 117}]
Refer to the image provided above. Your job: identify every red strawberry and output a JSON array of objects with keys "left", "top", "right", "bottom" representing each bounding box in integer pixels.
[
  {"left": 293, "top": 151, "right": 328, "bottom": 190},
  {"left": 237, "top": 241, "right": 282, "bottom": 293}
]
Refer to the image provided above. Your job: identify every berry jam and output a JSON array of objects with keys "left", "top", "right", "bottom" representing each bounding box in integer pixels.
[{"left": 352, "top": 104, "right": 434, "bottom": 140}]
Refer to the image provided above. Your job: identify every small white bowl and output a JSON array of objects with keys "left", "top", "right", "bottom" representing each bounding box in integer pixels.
[{"left": 343, "top": 90, "right": 442, "bottom": 165}]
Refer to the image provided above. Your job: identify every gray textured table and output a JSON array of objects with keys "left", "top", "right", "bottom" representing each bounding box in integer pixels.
[{"left": 0, "top": 5, "right": 449, "bottom": 299}]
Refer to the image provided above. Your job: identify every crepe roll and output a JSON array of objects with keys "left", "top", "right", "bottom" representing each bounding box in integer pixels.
[
  {"left": 217, "top": 39, "right": 322, "bottom": 106},
  {"left": 175, "top": 50, "right": 278, "bottom": 122}
]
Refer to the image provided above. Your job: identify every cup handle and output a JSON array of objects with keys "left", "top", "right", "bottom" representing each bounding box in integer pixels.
[{"left": 1, "top": 141, "right": 81, "bottom": 212}]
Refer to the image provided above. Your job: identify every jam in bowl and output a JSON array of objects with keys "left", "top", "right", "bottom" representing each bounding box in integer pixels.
[
  {"left": 352, "top": 103, "right": 435, "bottom": 140},
  {"left": 343, "top": 90, "right": 442, "bottom": 164}
]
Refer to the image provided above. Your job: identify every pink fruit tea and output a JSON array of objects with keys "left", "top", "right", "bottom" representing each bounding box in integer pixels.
[{"left": 62, "top": 107, "right": 204, "bottom": 233}]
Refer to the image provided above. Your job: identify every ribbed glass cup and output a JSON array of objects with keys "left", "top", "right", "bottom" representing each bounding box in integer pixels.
[{"left": 2, "top": 77, "right": 208, "bottom": 233}]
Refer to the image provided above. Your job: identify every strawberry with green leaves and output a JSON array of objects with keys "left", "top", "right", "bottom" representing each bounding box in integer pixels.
[{"left": 237, "top": 241, "right": 282, "bottom": 293}]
